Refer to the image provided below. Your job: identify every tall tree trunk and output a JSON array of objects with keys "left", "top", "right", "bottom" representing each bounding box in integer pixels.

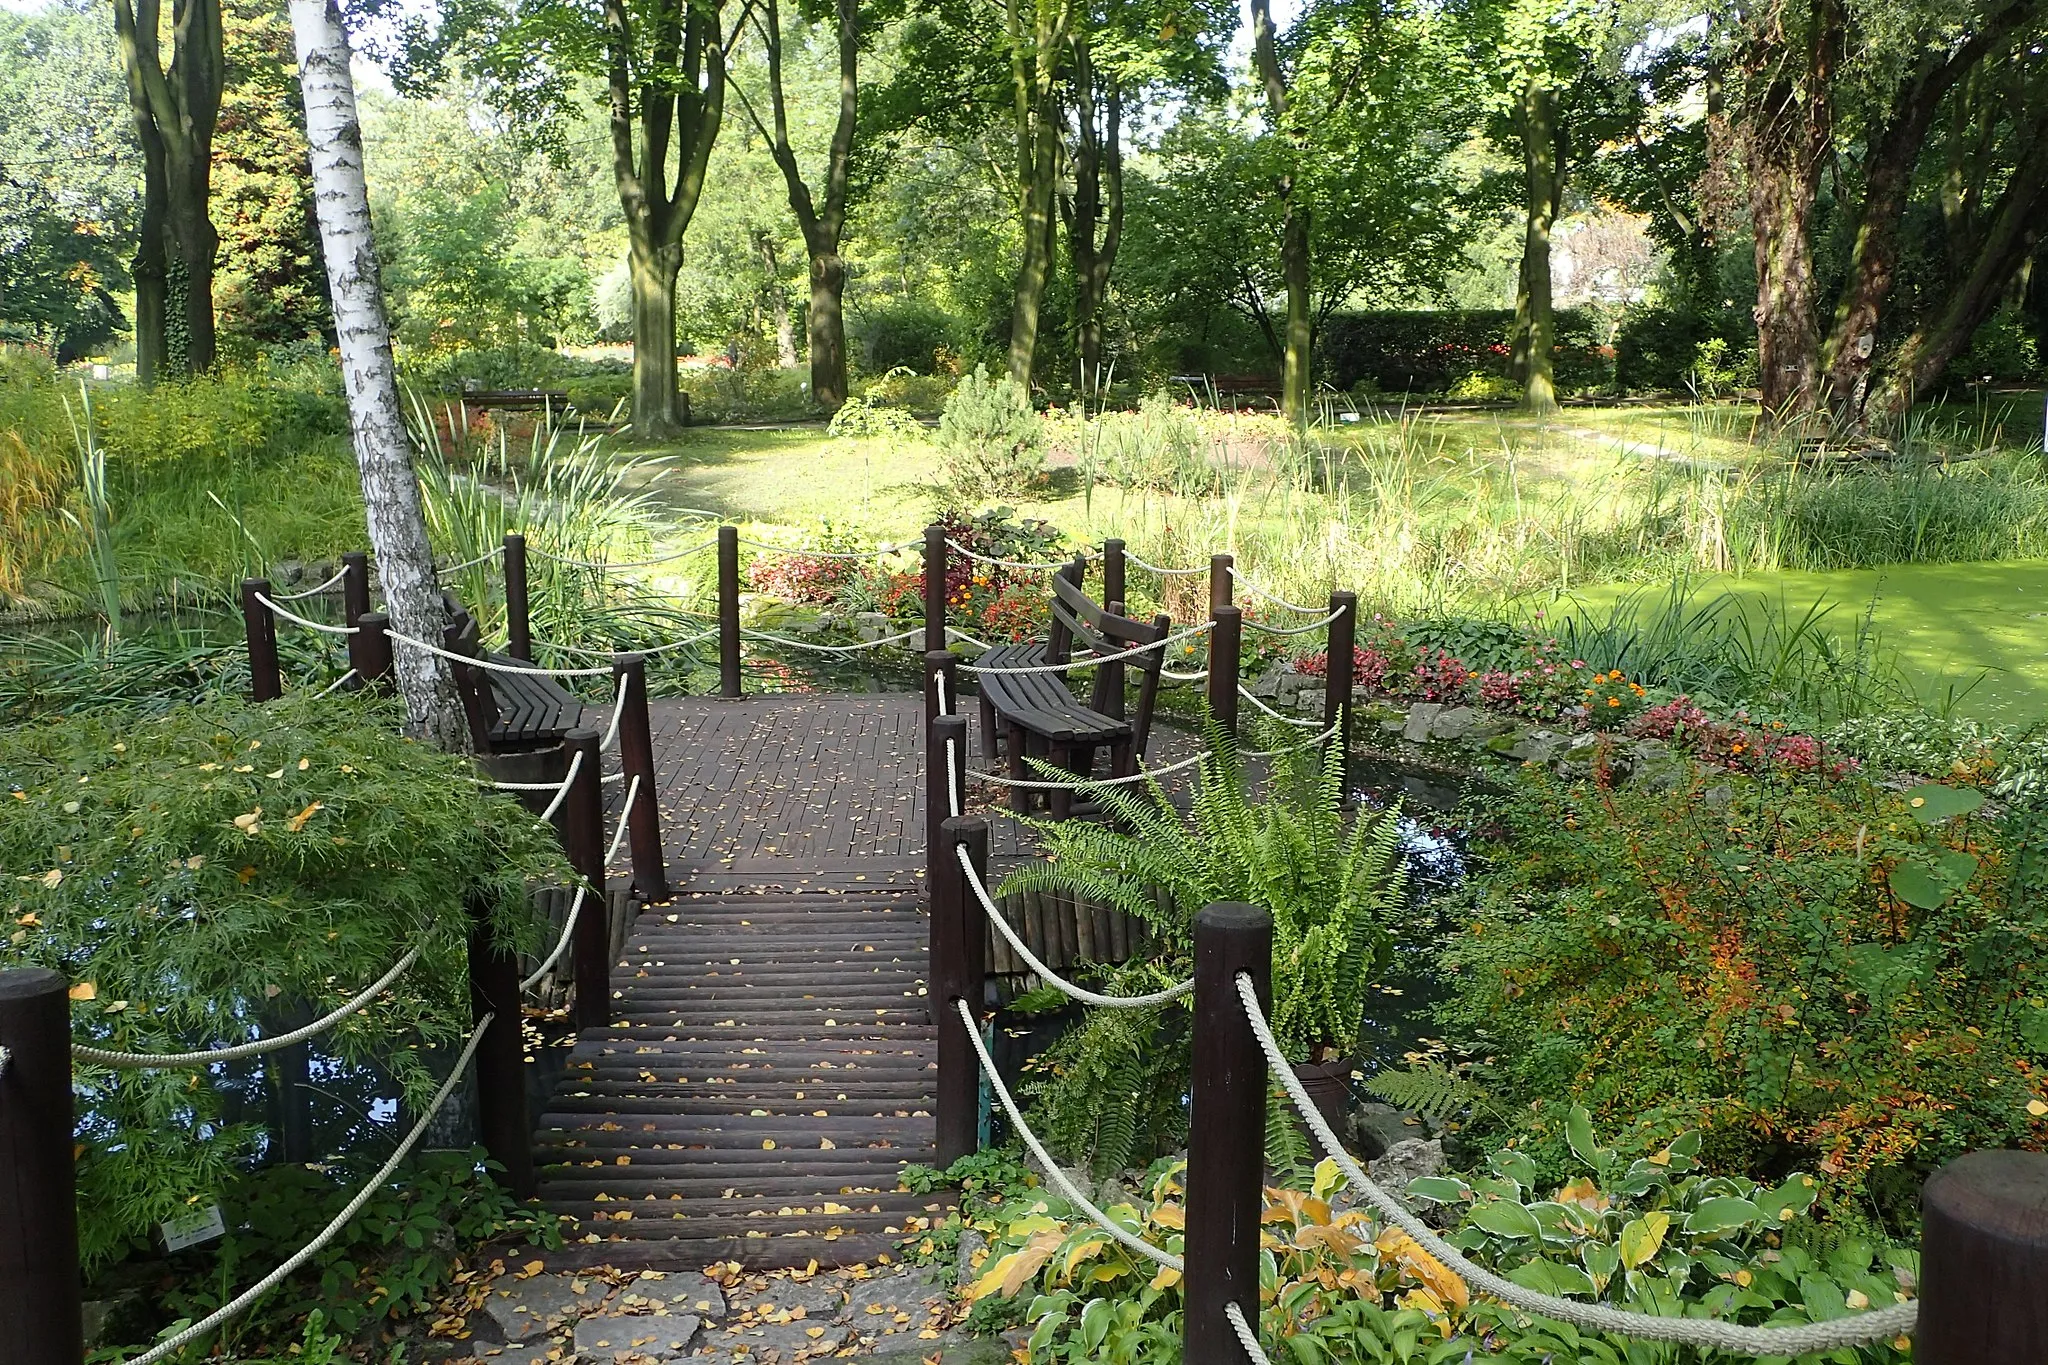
[
  {"left": 1280, "top": 201, "right": 1311, "bottom": 427},
  {"left": 628, "top": 236, "right": 684, "bottom": 432},
  {"left": 1738, "top": 0, "right": 1841, "bottom": 422},
  {"left": 758, "top": 234, "right": 797, "bottom": 367},
  {"left": 113, "top": 0, "right": 225, "bottom": 383},
  {"left": 1065, "top": 40, "right": 1122, "bottom": 402},
  {"left": 1511, "top": 79, "right": 1561, "bottom": 412},
  {"left": 807, "top": 251, "right": 848, "bottom": 406},
  {"left": 1007, "top": 107, "right": 1061, "bottom": 386},
  {"left": 289, "top": 0, "right": 468, "bottom": 752}
]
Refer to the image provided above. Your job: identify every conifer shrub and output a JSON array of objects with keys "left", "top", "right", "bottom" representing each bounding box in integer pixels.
[{"left": 935, "top": 366, "right": 1045, "bottom": 502}]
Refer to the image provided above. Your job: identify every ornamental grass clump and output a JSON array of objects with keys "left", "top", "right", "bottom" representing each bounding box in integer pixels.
[{"left": 0, "top": 691, "right": 565, "bottom": 1266}]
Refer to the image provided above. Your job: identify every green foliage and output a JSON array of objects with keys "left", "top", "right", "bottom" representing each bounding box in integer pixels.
[
  {"left": 1064, "top": 391, "right": 1214, "bottom": 495},
  {"left": 1363, "top": 1063, "right": 1495, "bottom": 1124},
  {"left": 0, "top": 692, "right": 564, "bottom": 1266},
  {"left": 936, "top": 366, "right": 1046, "bottom": 503},
  {"left": 1440, "top": 764, "right": 2048, "bottom": 1226},
  {"left": 1315, "top": 310, "right": 1610, "bottom": 397}
]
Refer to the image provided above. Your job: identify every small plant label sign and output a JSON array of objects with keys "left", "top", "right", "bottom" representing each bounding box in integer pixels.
[{"left": 159, "top": 1203, "right": 226, "bottom": 1252}]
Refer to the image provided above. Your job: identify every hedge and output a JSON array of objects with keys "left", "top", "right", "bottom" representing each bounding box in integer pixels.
[{"left": 1319, "top": 308, "right": 1610, "bottom": 395}]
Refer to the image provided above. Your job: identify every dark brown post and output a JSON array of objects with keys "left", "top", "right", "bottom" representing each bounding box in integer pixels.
[
  {"left": 1324, "top": 590, "right": 1356, "bottom": 794},
  {"left": 1102, "top": 538, "right": 1126, "bottom": 612},
  {"left": 242, "top": 577, "right": 281, "bottom": 702},
  {"left": 934, "top": 815, "right": 989, "bottom": 1165},
  {"left": 0, "top": 968, "right": 82, "bottom": 1365},
  {"left": 342, "top": 552, "right": 372, "bottom": 691},
  {"left": 612, "top": 653, "right": 669, "bottom": 899},
  {"left": 929, "top": 713, "right": 967, "bottom": 889},
  {"left": 717, "top": 525, "right": 742, "bottom": 698},
  {"left": 467, "top": 897, "right": 534, "bottom": 1199},
  {"left": 1209, "top": 553, "right": 1233, "bottom": 614},
  {"left": 1184, "top": 904, "right": 1271, "bottom": 1365},
  {"left": 356, "top": 611, "right": 394, "bottom": 694},
  {"left": 504, "top": 533, "right": 532, "bottom": 662},
  {"left": 924, "top": 648, "right": 959, "bottom": 724},
  {"left": 561, "top": 728, "right": 610, "bottom": 1030},
  {"left": 924, "top": 522, "right": 948, "bottom": 652},
  {"left": 1918, "top": 1150, "right": 2048, "bottom": 1363},
  {"left": 1207, "top": 605, "right": 1241, "bottom": 740}
]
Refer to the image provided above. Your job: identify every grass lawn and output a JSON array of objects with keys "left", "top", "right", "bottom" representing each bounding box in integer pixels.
[{"left": 1572, "top": 559, "right": 2048, "bottom": 725}]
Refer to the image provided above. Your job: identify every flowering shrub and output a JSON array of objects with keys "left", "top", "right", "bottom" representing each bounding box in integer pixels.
[
  {"left": 1581, "top": 669, "right": 1648, "bottom": 728},
  {"left": 745, "top": 550, "right": 856, "bottom": 604},
  {"left": 1409, "top": 647, "right": 1472, "bottom": 703}
]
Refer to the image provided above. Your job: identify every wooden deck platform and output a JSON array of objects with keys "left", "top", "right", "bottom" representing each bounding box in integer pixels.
[{"left": 535, "top": 692, "right": 1198, "bottom": 1267}]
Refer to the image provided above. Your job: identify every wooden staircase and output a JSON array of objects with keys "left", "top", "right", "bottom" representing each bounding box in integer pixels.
[{"left": 534, "top": 889, "right": 954, "bottom": 1269}]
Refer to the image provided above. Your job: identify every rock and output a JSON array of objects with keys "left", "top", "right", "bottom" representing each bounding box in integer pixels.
[
  {"left": 855, "top": 610, "right": 890, "bottom": 642},
  {"left": 482, "top": 1271, "right": 610, "bottom": 1342},
  {"left": 1566, "top": 732, "right": 1600, "bottom": 752},
  {"left": 864, "top": 1327, "right": 990, "bottom": 1363},
  {"left": 573, "top": 1311, "right": 702, "bottom": 1359},
  {"left": 710, "top": 1316, "right": 852, "bottom": 1361},
  {"left": 1369, "top": 1138, "right": 1445, "bottom": 1191},
  {"left": 955, "top": 1227, "right": 986, "bottom": 1285},
  {"left": 1274, "top": 671, "right": 1308, "bottom": 704},
  {"left": 1702, "top": 783, "right": 1734, "bottom": 810},
  {"left": 1023, "top": 1148, "right": 1092, "bottom": 1206},
  {"left": 1469, "top": 711, "right": 1517, "bottom": 741},
  {"left": 273, "top": 560, "right": 306, "bottom": 585},
  {"left": 1097, "top": 1175, "right": 1137, "bottom": 1210},
  {"left": 1346, "top": 1102, "right": 1419, "bottom": 1160},
  {"left": 1429, "top": 706, "right": 1476, "bottom": 741},
  {"left": 1252, "top": 666, "right": 1285, "bottom": 699},
  {"left": 307, "top": 559, "right": 338, "bottom": 588},
  {"left": 81, "top": 1291, "right": 150, "bottom": 1351},
  {"left": 749, "top": 1275, "right": 847, "bottom": 1319},
  {"left": 1508, "top": 730, "right": 1567, "bottom": 764},
  {"left": 841, "top": 1266, "right": 947, "bottom": 1322},
  {"left": 1402, "top": 703, "right": 1443, "bottom": 743},
  {"left": 638, "top": 1270, "right": 727, "bottom": 1319}
]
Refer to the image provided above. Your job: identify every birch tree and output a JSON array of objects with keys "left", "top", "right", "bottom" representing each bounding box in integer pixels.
[{"left": 289, "top": 0, "right": 470, "bottom": 752}]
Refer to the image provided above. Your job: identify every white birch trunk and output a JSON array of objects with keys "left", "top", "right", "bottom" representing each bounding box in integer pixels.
[{"left": 289, "top": 0, "right": 470, "bottom": 752}]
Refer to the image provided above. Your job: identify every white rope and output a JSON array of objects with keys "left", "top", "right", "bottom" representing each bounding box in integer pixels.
[
  {"left": 1161, "top": 667, "right": 1209, "bottom": 683},
  {"left": 1232, "top": 976, "right": 1916, "bottom": 1354},
  {"left": 1239, "top": 686, "right": 1325, "bottom": 727},
  {"left": 945, "top": 626, "right": 992, "bottom": 649},
  {"left": 959, "top": 622, "right": 1214, "bottom": 676},
  {"left": 601, "top": 769, "right": 625, "bottom": 784},
  {"left": 254, "top": 593, "right": 359, "bottom": 636},
  {"left": 1228, "top": 568, "right": 1325, "bottom": 615},
  {"left": 944, "top": 737, "right": 963, "bottom": 819},
  {"left": 943, "top": 539, "right": 1078, "bottom": 572},
  {"left": 936, "top": 670, "right": 953, "bottom": 717},
  {"left": 1224, "top": 1302, "right": 1271, "bottom": 1365},
  {"left": 270, "top": 565, "right": 351, "bottom": 600},
  {"left": 72, "top": 950, "right": 420, "bottom": 1069},
  {"left": 607, "top": 774, "right": 640, "bottom": 862},
  {"left": 122, "top": 1015, "right": 494, "bottom": 1365},
  {"left": 1243, "top": 607, "right": 1346, "bottom": 637},
  {"left": 955, "top": 997, "right": 1182, "bottom": 1270},
  {"left": 384, "top": 628, "right": 617, "bottom": 676},
  {"left": 537, "top": 748, "right": 584, "bottom": 821},
  {"left": 968, "top": 749, "right": 1211, "bottom": 789},
  {"left": 525, "top": 536, "right": 720, "bottom": 571},
  {"left": 1124, "top": 553, "right": 1207, "bottom": 577},
  {"left": 739, "top": 537, "right": 917, "bottom": 559},
  {"left": 434, "top": 547, "right": 502, "bottom": 576},
  {"left": 1243, "top": 722, "right": 1341, "bottom": 757},
  {"left": 313, "top": 669, "right": 359, "bottom": 699},
  {"left": 741, "top": 626, "right": 922, "bottom": 653},
  {"left": 518, "top": 774, "right": 641, "bottom": 992},
  {"left": 957, "top": 845, "right": 1193, "bottom": 1008},
  {"left": 599, "top": 671, "right": 631, "bottom": 752},
  {"left": 531, "top": 626, "right": 719, "bottom": 659}
]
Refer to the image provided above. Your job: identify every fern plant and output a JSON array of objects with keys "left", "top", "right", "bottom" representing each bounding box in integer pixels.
[{"left": 1002, "top": 718, "right": 1407, "bottom": 1061}]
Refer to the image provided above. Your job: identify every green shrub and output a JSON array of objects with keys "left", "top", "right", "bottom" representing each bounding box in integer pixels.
[
  {"left": 1071, "top": 391, "right": 1213, "bottom": 494},
  {"left": 1318, "top": 309, "right": 1608, "bottom": 396},
  {"left": 854, "top": 297, "right": 959, "bottom": 375},
  {"left": 1438, "top": 763, "right": 2048, "bottom": 1227},
  {"left": 936, "top": 366, "right": 1045, "bottom": 502},
  {"left": 0, "top": 691, "right": 564, "bottom": 1266}
]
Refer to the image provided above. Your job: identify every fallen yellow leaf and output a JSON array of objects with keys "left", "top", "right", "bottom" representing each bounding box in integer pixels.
[
  {"left": 69, "top": 981, "right": 97, "bottom": 1001},
  {"left": 286, "top": 801, "right": 324, "bottom": 833},
  {"left": 2028, "top": 1099, "right": 2047, "bottom": 1118}
]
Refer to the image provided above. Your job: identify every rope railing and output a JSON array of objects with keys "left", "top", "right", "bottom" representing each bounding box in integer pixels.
[
  {"left": 533, "top": 626, "right": 719, "bottom": 659},
  {"left": 1242, "top": 606, "right": 1347, "bottom": 637},
  {"left": 525, "top": 536, "right": 721, "bottom": 572},
  {"left": 956, "top": 846, "right": 1192, "bottom": 1008},
  {"left": 740, "top": 537, "right": 919, "bottom": 559},
  {"left": 269, "top": 565, "right": 351, "bottom": 601},
  {"left": 944, "top": 737, "right": 963, "bottom": 820},
  {"left": 955, "top": 998, "right": 1183, "bottom": 1270},
  {"left": 71, "top": 949, "right": 421, "bottom": 1069},
  {"left": 537, "top": 748, "right": 584, "bottom": 822},
  {"left": 599, "top": 671, "right": 631, "bottom": 753},
  {"left": 967, "top": 749, "right": 1211, "bottom": 790},
  {"left": 313, "top": 669, "right": 360, "bottom": 699},
  {"left": 740, "top": 626, "right": 923, "bottom": 654},
  {"left": 944, "top": 539, "right": 1086, "bottom": 572},
  {"left": 1224, "top": 1302, "right": 1273, "bottom": 1365},
  {"left": 1123, "top": 552, "right": 1207, "bottom": 577},
  {"left": 1238, "top": 686, "right": 1327, "bottom": 728},
  {"left": 1160, "top": 665, "right": 1210, "bottom": 683},
  {"left": 944, "top": 626, "right": 993, "bottom": 649},
  {"left": 253, "top": 592, "right": 359, "bottom": 636},
  {"left": 121, "top": 1014, "right": 493, "bottom": 1365},
  {"left": 1231, "top": 974, "right": 1917, "bottom": 1356},
  {"left": 1227, "top": 568, "right": 1326, "bottom": 616},
  {"left": 434, "top": 547, "right": 503, "bottom": 576},
  {"left": 383, "top": 628, "right": 617, "bottom": 677},
  {"left": 959, "top": 621, "right": 1215, "bottom": 676},
  {"left": 518, "top": 772, "right": 641, "bottom": 993}
]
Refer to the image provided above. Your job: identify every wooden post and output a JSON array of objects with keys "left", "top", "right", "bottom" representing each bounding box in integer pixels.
[
  {"left": 929, "top": 713, "right": 967, "bottom": 892},
  {"left": 342, "top": 552, "right": 371, "bottom": 691},
  {"left": 924, "top": 522, "right": 948, "bottom": 652},
  {"left": 242, "top": 577, "right": 282, "bottom": 702},
  {"left": 561, "top": 728, "right": 610, "bottom": 1031},
  {"left": 1918, "top": 1150, "right": 2048, "bottom": 1363},
  {"left": 923, "top": 649, "right": 959, "bottom": 728},
  {"left": 1102, "top": 538, "right": 1126, "bottom": 613},
  {"left": 717, "top": 525, "right": 742, "bottom": 698},
  {"left": 612, "top": 653, "right": 669, "bottom": 899},
  {"left": 1207, "top": 605, "right": 1241, "bottom": 740},
  {"left": 356, "top": 610, "right": 394, "bottom": 694},
  {"left": 1209, "top": 553, "right": 1233, "bottom": 614},
  {"left": 934, "top": 815, "right": 989, "bottom": 1166},
  {"left": 504, "top": 532, "right": 532, "bottom": 662},
  {"left": 1324, "top": 590, "right": 1356, "bottom": 796},
  {"left": 0, "top": 968, "right": 82, "bottom": 1365},
  {"left": 468, "top": 896, "right": 534, "bottom": 1199},
  {"left": 1184, "top": 903, "right": 1271, "bottom": 1365}
]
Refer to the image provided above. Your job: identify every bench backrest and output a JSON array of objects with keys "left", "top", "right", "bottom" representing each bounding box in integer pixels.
[
  {"left": 1048, "top": 561, "right": 1173, "bottom": 755},
  {"left": 440, "top": 593, "right": 499, "bottom": 752}
]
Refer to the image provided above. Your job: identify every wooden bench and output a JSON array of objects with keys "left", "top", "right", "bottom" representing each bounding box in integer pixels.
[
  {"left": 440, "top": 594, "right": 588, "bottom": 753},
  {"left": 974, "top": 558, "right": 1171, "bottom": 818},
  {"left": 461, "top": 388, "right": 571, "bottom": 423}
]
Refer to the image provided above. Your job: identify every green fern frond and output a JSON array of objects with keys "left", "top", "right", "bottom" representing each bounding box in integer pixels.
[{"left": 1362, "top": 1065, "right": 1486, "bottom": 1122}]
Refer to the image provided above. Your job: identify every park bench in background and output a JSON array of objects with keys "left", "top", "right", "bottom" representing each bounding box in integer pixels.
[
  {"left": 459, "top": 387, "right": 571, "bottom": 423},
  {"left": 974, "top": 557, "right": 1171, "bottom": 818}
]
